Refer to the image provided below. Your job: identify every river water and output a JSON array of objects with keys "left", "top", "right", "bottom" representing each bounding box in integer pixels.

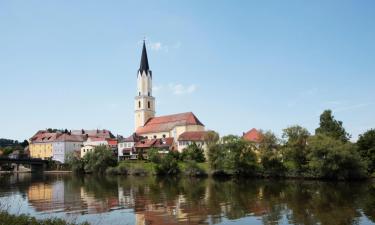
[{"left": 0, "top": 174, "right": 374, "bottom": 225}]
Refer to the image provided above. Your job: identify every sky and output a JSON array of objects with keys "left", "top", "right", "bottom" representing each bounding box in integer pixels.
[{"left": 1, "top": 0, "right": 375, "bottom": 141}]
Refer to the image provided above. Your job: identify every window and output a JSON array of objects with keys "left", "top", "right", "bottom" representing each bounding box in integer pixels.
[
  {"left": 139, "top": 92, "right": 141, "bottom": 96},
  {"left": 148, "top": 101, "right": 150, "bottom": 109},
  {"left": 162, "top": 134, "right": 166, "bottom": 138},
  {"left": 138, "top": 101, "right": 141, "bottom": 108},
  {"left": 148, "top": 92, "right": 150, "bottom": 96}
]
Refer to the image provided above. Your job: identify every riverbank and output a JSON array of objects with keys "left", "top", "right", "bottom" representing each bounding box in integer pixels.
[{"left": 0, "top": 211, "right": 89, "bottom": 225}]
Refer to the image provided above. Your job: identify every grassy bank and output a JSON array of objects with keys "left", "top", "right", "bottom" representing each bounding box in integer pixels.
[{"left": 0, "top": 211, "right": 89, "bottom": 225}]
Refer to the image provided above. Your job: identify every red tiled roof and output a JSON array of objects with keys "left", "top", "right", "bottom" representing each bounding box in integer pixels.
[
  {"left": 243, "top": 128, "right": 262, "bottom": 143},
  {"left": 178, "top": 131, "right": 208, "bottom": 141},
  {"left": 107, "top": 139, "right": 118, "bottom": 146},
  {"left": 134, "top": 138, "right": 174, "bottom": 149},
  {"left": 136, "top": 112, "right": 204, "bottom": 134},
  {"left": 55, "top": 133, "right": 84, "bottom": 142}
]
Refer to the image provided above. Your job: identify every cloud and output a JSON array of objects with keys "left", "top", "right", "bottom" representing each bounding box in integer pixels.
[
  {"left": 152, "top": 85, "right": 163, "bottom": 93},
  {"left": 168, "top": 83, "right": 197, "bottom": 95},
  {"left": 150, "top": 42, "right": 162, "bottom": 51}
]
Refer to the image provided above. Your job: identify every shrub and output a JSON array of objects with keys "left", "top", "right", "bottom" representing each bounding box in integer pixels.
[
  {"left": 183, "top": 161, "right": 207, "bottom": 177},
  {"left": 155, "top": 153, "right": 180, "bottom": 175},
  {"left": 182, "top": 143, "right": 205, "bottom": 162}
]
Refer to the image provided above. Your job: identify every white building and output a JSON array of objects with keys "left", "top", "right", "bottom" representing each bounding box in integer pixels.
[
  {"left": 52, "top": 133, "right": 84, "bottom": 163},
  {"left": 80, "top": 137, "right": 108, "bottom": 158}
]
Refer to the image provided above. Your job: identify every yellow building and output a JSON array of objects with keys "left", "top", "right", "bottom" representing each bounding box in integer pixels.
[{"left": 29, "top": 131, "right": 57, "bottom": 160}]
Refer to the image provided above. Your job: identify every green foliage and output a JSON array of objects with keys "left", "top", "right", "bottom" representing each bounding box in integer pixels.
[
  {"left": 357, "top": 129, "right": 375, "bottom": 174},
  {"left": 205, "top": 130, "right": 220, "bottom": 147},
  {"left": 0, "top": 211, "right": 89, "bottom": 225},
  {"left": 182, "top": 161, "right": 208, "bottom": 177},
  {"left": 181, "top": 143, "right": 205, "bottom": 162},
  {"left": 83, "top": 146, "right": 117, "bottom": 174},
  {"left": 282, "top": 125, "right": 310, "bottom": 174},
  {"left": 307, "top": 134, "right": 366, "bottom": 180},
  {"left": 258, "top": 131, "right": 285, "bottom": 177},
  {"left": 65, "top": 152, "right": 84, "bottom": 174},
  {"left": 147, "top": 148, "right": 161, "bottom": 163},
  {"left": 155, "top": 153, "right": 180, "bottom": 175},
  {"left": 315, "top": 109, "right": 350, "bottom": 142},
  {"left": 208, "top": 135, "right": 258, "bottom": 176}
]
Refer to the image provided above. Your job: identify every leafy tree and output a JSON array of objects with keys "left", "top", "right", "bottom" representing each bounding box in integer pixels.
[
  {"left": 315, "top": 110, "right": 350, "bottom": 142},
  {"left": 307, "top": 134, "right": 365, "bottom": 179},
  {"left": 155, "top": 152, "right": 180, "bottom": 175},
  {"left": 205, "top": 130, "right": 220, "bottom": 147},
  {"left": 222, "top": 135, "right": 258, "bottom": 176},
  {"left": 65, "top": 152, "right": 84, "bottom": 173},
  {"left": 258, "top": 131, "right": 285, "bottom": 176},
  {"left": 357, "top": 129, "right": 375, "bottom": 174},
  {"left": 147, "top": 148, "right": 161, "bottom": 163},
  {"left": 182, "top": 142, "right": 205, "bottom": 162},
  {"left": 83, "top": 145, "right": 117, "bottom": 174},
  {"left": 282, "top": 125, "right": 310, "bottom": 174},
  {"left": 208, "top": 143, "right": 226, "bottom": 171}
]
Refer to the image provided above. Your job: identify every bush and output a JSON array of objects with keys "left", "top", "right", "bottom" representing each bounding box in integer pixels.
[
  {"left": 181, "top": 143, "right": 205, "bottom": 162},
  {"left": 0, "top": 211, "right": 89, "bottom": 225},
  {"left": 183, "top": 161, "right": 207, "bottom": 177},
  {"left": 65, "top": 153, "right": 84, "bottom": 174},
  {"left": 147, "top": 148, "right": 161, "bottom": 163},
  {"left": 155, "top": 153, "right": 180, "bottom": 175},
  {"left": 83, "top": 146, "right": 117, "bottom": 174}
]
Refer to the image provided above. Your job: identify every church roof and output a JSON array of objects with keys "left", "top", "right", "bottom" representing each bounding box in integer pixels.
[
  {"left": 136, "top": 112, "right": 204, "bottom": 134},
  {"left": 139, "top": 40, "right": 150, "bottom": 75}
]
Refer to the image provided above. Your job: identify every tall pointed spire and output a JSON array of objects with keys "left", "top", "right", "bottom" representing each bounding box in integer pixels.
[{"left": 139, "top": 40, "right": 150, "bottom": 75}]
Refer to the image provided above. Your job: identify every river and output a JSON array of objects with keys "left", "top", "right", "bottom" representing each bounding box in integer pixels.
[{"left": 0, "top": 174, "right": 374, "bottom": 225}]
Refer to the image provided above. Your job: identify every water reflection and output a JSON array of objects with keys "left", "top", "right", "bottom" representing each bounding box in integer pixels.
[{"left": 0, "top": 174, "right": 374, "bottom": 225}]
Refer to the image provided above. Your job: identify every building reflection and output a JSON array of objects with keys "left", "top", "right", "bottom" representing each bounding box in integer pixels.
[{"left": 15, "top": 174, "right": 374, "bottom": 225}]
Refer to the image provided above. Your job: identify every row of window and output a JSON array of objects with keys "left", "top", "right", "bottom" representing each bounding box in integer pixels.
[
  {"left": 119, "top": 143, "right": 133, "bottom": 148},
  {"left": 179, "top": 141, "right": 204, "bottom": 146}
]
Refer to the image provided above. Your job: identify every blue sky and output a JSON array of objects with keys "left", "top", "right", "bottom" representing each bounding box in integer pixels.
[{"left": 1, "top": 0, "right": 375, "bottom": 141}]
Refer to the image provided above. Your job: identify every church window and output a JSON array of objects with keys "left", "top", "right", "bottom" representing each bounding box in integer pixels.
[
  {"left": 139, "top": 92, "right": 141, "bottom": 96},
  {"left": 138, "top": 101, "right": 141, "bottom": 108},
  {"left": 148, "top": 101, "right": 150, "bottom": 108},
  {"left": 148, "top": 92, "right": 150, "bottom": 96}
]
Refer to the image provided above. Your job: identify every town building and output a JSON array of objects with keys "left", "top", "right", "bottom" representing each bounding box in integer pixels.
[
  {"left": 242, "top": 128, "right": 262, "bottom": 143},
  {"left": 177, "top": 131, "right": 211, "bottom": 157},
  {"left": 29, "top": 129, "right": 115, "bottom": 163},
  {"left": 118, "top": 133, "right": 144, "bottom": 160},
  {"left": 133, "top": 41, "right": 206, "bottom": 152},
  {"left": 80, "top": 137, "right": 108, "bottom": 158}
]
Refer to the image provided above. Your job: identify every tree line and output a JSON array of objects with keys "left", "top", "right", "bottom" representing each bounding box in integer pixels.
[{"left": 208, "top": 109, "right": 375, "bottom": 180}]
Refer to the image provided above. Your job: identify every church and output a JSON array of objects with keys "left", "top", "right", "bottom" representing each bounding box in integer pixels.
[{"left": 133, "top": 41, "right": 206, "bottom": 147}]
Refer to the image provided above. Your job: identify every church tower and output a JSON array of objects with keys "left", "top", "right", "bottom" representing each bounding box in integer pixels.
[{"left": 135, "top": 41, "right": 155, "bottom": 130}]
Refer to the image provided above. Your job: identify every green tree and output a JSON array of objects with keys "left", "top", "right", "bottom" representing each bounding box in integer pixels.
[
  {"left": 307, "top": 134, "right": 365, "bottom": 179},
  {"left": 147, "top": 148, "right": 161, "bottom": 163},
  {"left": 205, "top": 130, "right": 220, "bottom": 147},
  {"left": 258, "top": 131, "right": 285, "bottom": 177},
  {"left": 83, "top": 145, "right": 117, "bottom": 174},
  {"left": 357, "top": 129, "right": 375, "bottom": 174},
  {"left": 282, "top": 125, "right": 310, "bottom": 174},
  {"left": 65, "top": 152, "right": 84, "bottom": 173},
  {"left": 315, "top": 110, "right": 350, "bottom": 142},
  {"left": 222, "top": 135, "right": 258, "bottom": 176},
  {"left": 155, "top": 152, "right": 180, "bottom": 175},
  {"left": 182, "top": 142, "right": 205, "bottom": 162}
]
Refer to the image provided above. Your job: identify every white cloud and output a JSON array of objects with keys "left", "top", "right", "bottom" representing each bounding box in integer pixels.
[
  {"left": 150, "top": 42, "right": 162, "bottom": 51},
  {"left": 168, "top": 83, "right": 197, "bottom": 95}
]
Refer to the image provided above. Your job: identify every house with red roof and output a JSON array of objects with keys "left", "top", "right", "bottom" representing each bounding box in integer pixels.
[
  {"left": 132, "top": 41, "right": 206, "bottom": 152},
  {"left": 242, "top": 128, "right": 262, "bottom": 143}
]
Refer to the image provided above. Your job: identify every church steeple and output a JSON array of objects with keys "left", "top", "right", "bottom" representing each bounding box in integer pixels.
[
  {"left": 139, "top": 41, "right": 150, "bottom": 75},
  {"left": 135, "top": 40, "right": 155, "bottom": 130}
]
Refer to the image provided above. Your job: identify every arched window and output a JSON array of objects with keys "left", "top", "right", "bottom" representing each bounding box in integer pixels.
[
  {"left": 148, "top": 101, "right": 150, "bottom": 109},
  {"left": 148, "top": 92, "right": 150, "bottom": 96},
  {"left": 139, "top": 92, "right": 141, "bottom": 96},
  {"left": 138, "top": 101, "right": 141, "bottom": 108}
]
